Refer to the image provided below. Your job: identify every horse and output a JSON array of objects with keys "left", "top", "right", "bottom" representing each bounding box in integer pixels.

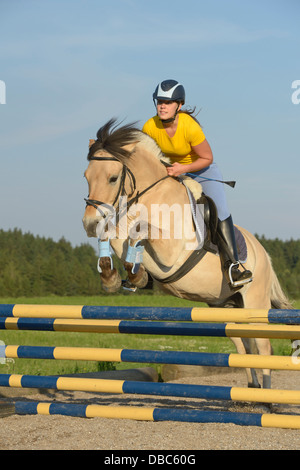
[{"left": 82, "top": 118, "right": 292, "bottom": 390}]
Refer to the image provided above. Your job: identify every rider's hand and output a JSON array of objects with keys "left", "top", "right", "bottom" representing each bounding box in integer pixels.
[{"left": 166, "top": 162, "right": 186, "bottom": 177}]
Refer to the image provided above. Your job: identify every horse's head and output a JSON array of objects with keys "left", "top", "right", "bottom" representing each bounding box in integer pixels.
[
  {"left": 83, "top": 118, "right": 169, "bottom": 239},
  {"left": 83, "top": 119, "right": 140, "bottom": 237}
]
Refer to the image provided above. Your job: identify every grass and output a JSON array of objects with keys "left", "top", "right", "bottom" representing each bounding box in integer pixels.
[{"left": 0, "top": 294, "right": 298, "bottom": 377}]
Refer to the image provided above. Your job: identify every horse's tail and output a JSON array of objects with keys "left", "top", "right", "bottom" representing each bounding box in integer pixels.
[{"left": 268, "top": 254, "right": 293, "bottom": 309}]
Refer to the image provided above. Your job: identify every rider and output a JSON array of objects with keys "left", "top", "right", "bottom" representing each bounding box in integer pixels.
[{"left": 142, "top": 79, "right": 252, "bottom": 287}]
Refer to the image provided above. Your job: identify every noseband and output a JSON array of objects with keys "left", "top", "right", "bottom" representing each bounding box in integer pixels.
[{"left": 84, "top": 155, "right": 168, "bottom": 218}]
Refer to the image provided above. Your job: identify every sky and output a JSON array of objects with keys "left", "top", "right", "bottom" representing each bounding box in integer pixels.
[{"left": 0, "top": 0, "right": 299, "bottom": 249}]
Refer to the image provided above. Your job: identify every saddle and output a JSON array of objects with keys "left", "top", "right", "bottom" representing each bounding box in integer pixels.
[{"left": 157, "top": 188, "right": 247, "bottom": 284}]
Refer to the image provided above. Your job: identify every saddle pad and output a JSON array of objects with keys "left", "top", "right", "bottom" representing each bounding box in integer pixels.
[
  {"left": 186, "top": 187, "right": 247, "bottom": 263},
  {"left": 234, "top": 226, "right": 247, "bottom": 264}
]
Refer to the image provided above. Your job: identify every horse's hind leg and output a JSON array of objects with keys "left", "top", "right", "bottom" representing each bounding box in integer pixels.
[
  {"left": 205, "top": 304, "right": 261, "bottom": 387},
  {"left": 209, "top": 297, "right": 261, "bottom": 387},
  {"left": 233, "top": 327, "right": 272, "bottom": 389},
  {"left": 243, "top": 288, "right": 273, "bottom": 389},
  {"left": 230, "top": 337, "right": 261, "bottom": 388},
  {"left": 253, "top": 336, "right": 272, "bottom": 389}
]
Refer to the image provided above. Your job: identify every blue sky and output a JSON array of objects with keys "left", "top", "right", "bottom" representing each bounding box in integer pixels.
[{"left": 1, "top": 0, "right": 299, "bottom": 247}]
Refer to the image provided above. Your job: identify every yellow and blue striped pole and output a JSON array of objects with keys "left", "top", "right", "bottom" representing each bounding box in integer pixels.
[
  {"left": 1, "top": 373, "right": 300, "bottom": 405},
  {"left": 13, "top": 401, "right": 300, "bottom": 429},
  {"left": 1, "top": 317, "right": 300, "bottom": 338},
  {"left": 2, "top": 345, "right": 300, "bottom": 370},
  {"left": 1, "top": 304, "right": 300, "bottom": 324}
]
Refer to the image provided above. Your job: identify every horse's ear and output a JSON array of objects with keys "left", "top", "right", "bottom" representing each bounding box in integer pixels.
[
  {"left": 89, "top": 139, "right": 95, "bottom": 148},
  {"left": 122, "top": 141, "right": 139, "bottom": 153}
]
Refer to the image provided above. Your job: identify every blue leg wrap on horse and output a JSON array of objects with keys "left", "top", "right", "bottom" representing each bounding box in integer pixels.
[
  {"left": 97, "top": 239, "right": 113, "bottom": 273},
  {"left": 125, "top": 241, "right": 144, "bottom": 274}
]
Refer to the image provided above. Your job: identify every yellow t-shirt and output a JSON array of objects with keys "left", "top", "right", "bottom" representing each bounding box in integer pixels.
[{"left": 142, "top": 113, "right": 206, "bottom": 165}]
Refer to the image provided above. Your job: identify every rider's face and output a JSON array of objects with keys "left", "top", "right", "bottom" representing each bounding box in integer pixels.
[{"left": 156, "top": 100, "right": 182, "bottom": 121}]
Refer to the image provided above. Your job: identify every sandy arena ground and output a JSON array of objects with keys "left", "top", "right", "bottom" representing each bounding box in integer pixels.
[{"left": 0, "top": 368, "right": 300, "bottom": 451}]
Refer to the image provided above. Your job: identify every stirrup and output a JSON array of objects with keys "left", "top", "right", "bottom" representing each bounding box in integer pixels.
[{"left": 228, "top": 262, "right": 253, "bottom": 287}]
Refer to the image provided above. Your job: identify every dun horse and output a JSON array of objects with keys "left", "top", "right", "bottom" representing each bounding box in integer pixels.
[{"left": 83, "top": 119, "right": 292, "bottom": 390}]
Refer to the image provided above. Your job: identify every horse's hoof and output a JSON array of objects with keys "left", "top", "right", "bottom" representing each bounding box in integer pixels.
[
  {"left": 247, "top": 383, "right": 261, "bottom": 389},
  {"left": 124, "top": 262, "right": 149, "bottom": 288},
  {"left": 99, "top": 258, "right": 122, "bottom": 292},
  {"left": 131, "top": 269, "right": 149, "bottom": 288},
  {"left": 101, "top": 271, "right": 122, "bottom": 292},
  {"left": 102, "top": 282, "right": 121, "bottom": 293}
]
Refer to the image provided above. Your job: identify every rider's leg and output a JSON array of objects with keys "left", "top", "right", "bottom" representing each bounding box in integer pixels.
[
  {"left": 217, "top": 215, "right": 253, "bottom": 287},
  {"left": 190, "top": 163, "right": 252, "bottom": 287}
]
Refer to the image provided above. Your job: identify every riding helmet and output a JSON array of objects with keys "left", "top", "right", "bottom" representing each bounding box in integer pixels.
[{"left": 153, "top": 79, "right": 185, "bottom": 104}]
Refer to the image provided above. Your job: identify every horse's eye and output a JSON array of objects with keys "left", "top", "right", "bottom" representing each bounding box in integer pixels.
[{"left": 109, "top": 175, "right": 119, "bottom": 184}]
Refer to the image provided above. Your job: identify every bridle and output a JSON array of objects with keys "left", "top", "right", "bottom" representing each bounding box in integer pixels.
[
  {"left": 84, "top": 155, "right": 168, "bottom": 219},
  {"left": 84, "top": 156, "right": 135, "bottom": 218}
]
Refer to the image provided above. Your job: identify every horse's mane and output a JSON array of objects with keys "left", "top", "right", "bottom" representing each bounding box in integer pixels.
[
  {"left": 87, "top": 118, "right": 167, "bottom": 164},
  {"left": 87, "top": 118, "right": 202, "bottom": 202}
]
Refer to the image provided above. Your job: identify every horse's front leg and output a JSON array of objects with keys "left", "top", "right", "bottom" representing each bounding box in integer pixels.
[
  {"left": 123, "top": 262, "right": 148, "bottom": 288},
  {"left": 123, "top": 239, "right": 149, "bottom": 288},
  {"left": 98, "top": 257, "right": 122, "bottom": 293},
  {"left": 97, "top": 239, "right": 122, "bottom": 293}
]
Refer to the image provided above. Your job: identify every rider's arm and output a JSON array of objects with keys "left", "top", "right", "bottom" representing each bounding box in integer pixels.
[{"left": 166, "top": 139, "right": 213, "bottom": 177}]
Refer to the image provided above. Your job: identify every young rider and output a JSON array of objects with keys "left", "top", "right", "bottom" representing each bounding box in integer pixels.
[{"left": 142, "top": 79, "right": 252, "bottom": 287}]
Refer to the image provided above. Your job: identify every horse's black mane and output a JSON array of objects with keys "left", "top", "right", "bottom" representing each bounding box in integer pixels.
[{"left": 87, "top": 118, "right": 141, "bottom": 162}]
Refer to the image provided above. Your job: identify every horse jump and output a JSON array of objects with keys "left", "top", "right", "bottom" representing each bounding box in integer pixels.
[
  {"left": 0, "top": 304, "right": 300, "bottom": 428},
  {"left": 1, "top": 304, "right": 299, "bottom": 323}
]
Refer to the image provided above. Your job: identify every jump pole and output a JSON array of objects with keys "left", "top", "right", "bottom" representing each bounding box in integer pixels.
[
  {"left": 1, "top": 317, "right": 300, "bottom": 339},
  {"left": 2, "top": 345, "right": 300, "bottom": 370},
  {"left": 1, "top": 373, "right": 300, "bottom": 405},
  {"left": 1, "top": 304, "right": 300, "bottom": 324},
  {"left": 13, "top": 401, "right": 300, "bottom": 429}
]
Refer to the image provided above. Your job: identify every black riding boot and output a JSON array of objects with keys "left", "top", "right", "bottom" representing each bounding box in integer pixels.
[{"left": 217, "top": 215, "right": 253, "bottom": 287}]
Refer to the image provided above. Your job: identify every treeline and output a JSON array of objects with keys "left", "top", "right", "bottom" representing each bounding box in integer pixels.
[
  {"left": 0, "top": 229, "right": 299, "bottom": 299},
  {"left": 256, "top": 235, "right": 300, "bottom": 300},
  {"left": 0, "top": 229, "right": 103, "bottom": 297}
]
